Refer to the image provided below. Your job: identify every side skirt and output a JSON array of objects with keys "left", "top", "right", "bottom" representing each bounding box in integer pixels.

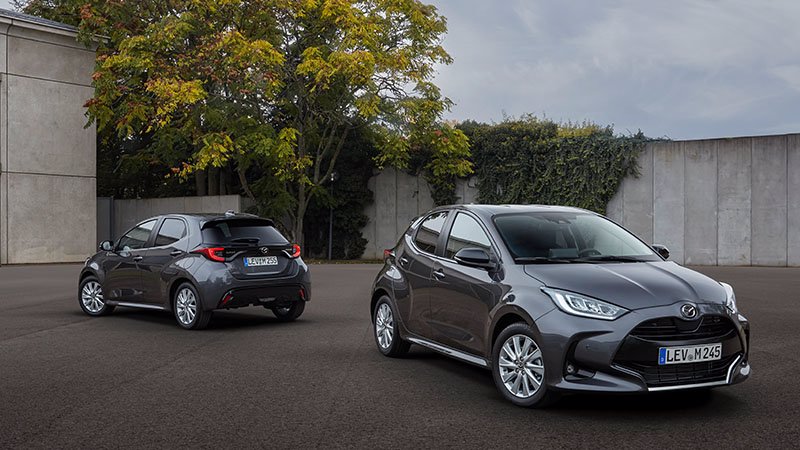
[
  {"left": 106, "top": 301, "right": 166, "bottom": 311},
  {"left": 407, "top": 336, "right": 489, "bottom": 368}
]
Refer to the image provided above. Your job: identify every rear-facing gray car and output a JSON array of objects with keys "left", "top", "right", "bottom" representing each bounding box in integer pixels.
[
  {"left": 370, "top": 204, "right": 750, "bottom": 407},
  {"left": 79, "top": 212, "right": 310, "bottom": 329}
]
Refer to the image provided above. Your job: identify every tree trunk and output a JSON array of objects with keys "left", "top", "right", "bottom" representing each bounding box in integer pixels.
[
  {"left": 195, "top": 170, "right": 207, "bottom": 196},
  {"left": 294, "top": 181, "right": 307, "bottom": 247},
  {"left": 208, "top": 167, "right": 220, "bottom": 196}
]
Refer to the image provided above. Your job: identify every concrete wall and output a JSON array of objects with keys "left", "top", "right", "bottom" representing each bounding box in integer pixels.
[
  {"left": 99, "top": 195, "right": 247, "bottom": 242},
  {"left": 362, "top": 135, "right": 798, "bottom": 266},
  {"left": 607, "top": 135, "right": 800, "bottom": 266},
  {"left": 0, "top": 13, "right": 96, "bottom": 264},
  {"left": 361, "top": 168, "right": 478, "bottom": 259}
]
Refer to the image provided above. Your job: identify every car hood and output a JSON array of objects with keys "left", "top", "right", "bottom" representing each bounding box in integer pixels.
[{"left": 524, "top": 261, "right": 726, "bottom": 311}]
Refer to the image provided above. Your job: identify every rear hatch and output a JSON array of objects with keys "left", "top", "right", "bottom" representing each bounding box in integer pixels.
[{"left": 200, "top": 218, "right": 299, "bottom": 280}]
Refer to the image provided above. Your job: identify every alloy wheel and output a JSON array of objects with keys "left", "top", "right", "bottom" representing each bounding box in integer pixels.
[
  {"left": 375, "top": 303, "right": 394, "bottom": 349},
  {"left": 81, "top": 281, "right": 105, "bottom": 313},
  {"left": 176, "top": 288, "right": 197, "bottom": 326},
  {"left": 498, "top": 334, "right": 545, "bottom": 399}
]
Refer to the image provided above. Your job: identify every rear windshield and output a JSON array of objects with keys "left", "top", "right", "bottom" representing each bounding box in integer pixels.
[{"left": 201, "top": 220, "right": 288, "bottom": 245}]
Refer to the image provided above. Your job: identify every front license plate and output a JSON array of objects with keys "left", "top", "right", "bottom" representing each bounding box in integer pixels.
[
  {"left": 244, "top": 256, "right": 278, "bottom": 267},
  {"left": 659, "top": 343, "right": 722, "bottom": 365}
]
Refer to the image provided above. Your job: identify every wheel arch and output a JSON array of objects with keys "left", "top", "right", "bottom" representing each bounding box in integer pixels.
[
  {"left": 488, "top": 306, "right": 537, "bottom": 357},
  {"left": 168, "top": 277, "right": 196, "bottom": 312},
  {"left": 370, "top": 288, "right": 392, "bottom": 323}
]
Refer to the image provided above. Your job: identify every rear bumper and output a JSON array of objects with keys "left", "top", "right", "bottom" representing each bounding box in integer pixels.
[
  {"left": 534, "top": 302, "right": 751, "bottom": 394},
  {"left": 217, "top": 284, "right": 307, "bottom": 309}
]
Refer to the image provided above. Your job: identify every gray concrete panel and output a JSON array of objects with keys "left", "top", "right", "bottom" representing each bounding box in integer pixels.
[
  {"left": 7, "top": 36, "right": 94, "bottom": 86},
  {"left": 7, "top": 76, "right": 95, "bottom": 177},
  {"left": 417, "top": 176, "right": 434, "bottom": 214},
  {"left": 362, "top": 175, "right": 378, "bottom": 259},
  {"left": 605, "top": 187, "right": 624, "bottom": 224},
  {"left": 184, "top": 196, "right": 204, "bottom": 214},
  {"left": 621, "top": 145, "right": 653, "bottom": 244},
  {"left": 788, "top": 135, "right": 800, "bottom": 266},
  {"left": 6, "top": 25, "right": 89, "bottom": 51},
  {"left": 395, "top": 169, "right": 419, "bottom": 230},
  {"left": 0, "top": 34, "right": 6, "bottom": 78},
  {"left": 652, "top": 141, "right": 685, "bottom": 264},
  {"left": 7, "top": 173, "right": 95, "bottom": 263},
  {"left": 375, "top": 168, "right": 398, "bottom": 256},
  {"left": 717, "top": 138, "right": 752, "bottom": 265},
  {"left": 751, "top": 136, "right": 788, "bottom": 266},
  {"left": 684, "top": 140, "right": 718, "bottom": 265}
]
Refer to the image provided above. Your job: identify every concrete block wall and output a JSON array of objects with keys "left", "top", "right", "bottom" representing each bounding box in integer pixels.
[
  {"left": 99, "top": 195, "right": 246, "bottom": 242},
  {"left": 607, "top": 135, "right": 800, "bottom": 266},
  {"left": 0, "top": 13, "right": 97, "bottom": 264}
]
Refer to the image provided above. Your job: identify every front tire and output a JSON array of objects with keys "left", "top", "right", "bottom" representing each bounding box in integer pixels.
[
  {"left": 173, "top": 283, "right": 211, "bottom": 330},
  {"left": 79, "top": 276, "right": 115, "bottom": 316},
  {"left": 271, "top": 301, "right": 305, "bottom": 322},
  {"left": 491, "top": 323, "right": 559, "bottom": 407},
  {"left": 373, "top": 296, "right": 410, "bottom": 357}
]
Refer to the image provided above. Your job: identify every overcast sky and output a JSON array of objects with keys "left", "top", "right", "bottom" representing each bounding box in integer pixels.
[
  {"left": 4, "top": 0, "right": 799, "bottom": 139},
  {"left": 430, "top": 0, "right": 800, "bottom": 139}
]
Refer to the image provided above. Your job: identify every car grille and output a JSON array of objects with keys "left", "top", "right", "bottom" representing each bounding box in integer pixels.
[
  {"left": 629, "top": 315, "right": 736, "bottom": 341},
  {"left": 617, "top": 354, "right": 738, "bottom": 387}
]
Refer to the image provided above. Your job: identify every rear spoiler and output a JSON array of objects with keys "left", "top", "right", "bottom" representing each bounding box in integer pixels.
[{"left": 200, "top": 217, "right": 275, "bottom": 230}]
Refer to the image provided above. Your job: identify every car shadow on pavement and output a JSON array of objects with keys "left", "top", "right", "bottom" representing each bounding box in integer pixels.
[{"left": 85, "top": 308, "right": 310, "bottom": 330}]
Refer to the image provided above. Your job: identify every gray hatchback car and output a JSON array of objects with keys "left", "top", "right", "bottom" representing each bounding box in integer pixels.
[
  {"left": 79, "top": 212, "right": 310, "bottom": 329},
  {"left": 370, "top": 204, "right": 750, "bottom": 407}
]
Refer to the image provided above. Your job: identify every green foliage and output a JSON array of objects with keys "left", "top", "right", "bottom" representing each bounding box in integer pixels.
[{"left": 460, "top": 116, "right": 650, "bottom": 214}]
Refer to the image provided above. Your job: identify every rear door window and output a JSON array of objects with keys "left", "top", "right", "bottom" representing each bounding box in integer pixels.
[
  {"left": 413, "top": 211, "right": 448, "bottom": 254},
  {"left": 201, "top": 220, "right": 288, "bottom": 245},
  {"left": 155, "top": 218, "right": 187, "bottom": 247}
]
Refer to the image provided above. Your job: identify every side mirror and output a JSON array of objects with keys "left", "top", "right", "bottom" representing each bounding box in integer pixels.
[
  {"left": 453, "top": 248, "right": 496, "bottom": 270},
  {"left": 652, "top": 244, "right": 670, "bottom": 260},
  {"left": 99, "top": 240, "right": 114, "bottom": 252}
]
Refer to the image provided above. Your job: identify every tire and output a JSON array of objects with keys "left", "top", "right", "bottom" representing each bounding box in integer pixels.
[
  {"left": 373, "top": 296, "right": 410, "bottom": 357},
  {"left": 173, "top": 282, "right": 211, "bottom": 330},
  {"left": 491, "top": 322, "right": 559, "bottom": 408},
  {"left": 271, "top": 301, "right": 305, "bottom": 322},
  {"left": 78, "top": 276, "right": 115, "bottom": 316}
]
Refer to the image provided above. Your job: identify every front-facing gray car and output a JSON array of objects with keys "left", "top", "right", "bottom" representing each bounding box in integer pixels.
[
  {"left": 370, "top": 204, "right": 750, "bottom": 407},
  {"left": 79, "top": 212, "right": 310, "bottom": 329}
]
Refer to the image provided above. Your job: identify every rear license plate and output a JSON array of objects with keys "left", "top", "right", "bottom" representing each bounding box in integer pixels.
[
  {"left": 244, "top": 256, "right": 278, "bottom": 267},
  {"left": 659, "top": 343, "right": 722, "bottom": 365}
]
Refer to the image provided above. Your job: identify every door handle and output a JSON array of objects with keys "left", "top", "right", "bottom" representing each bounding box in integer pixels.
[
  {"left": 170, "top": 250, "right": 183, "bottom": 256},
  {"left": 399, "top": 256, "right": 409, "bottom": 266},
  {"left": 432, "top": 269, "right": 445, "bottom": 279},
  {"left": 132, "top": 255, "right": 143, "bottom": 262}
]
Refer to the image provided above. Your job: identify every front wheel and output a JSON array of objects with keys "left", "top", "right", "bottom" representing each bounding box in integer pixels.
[
  {"left": 271, "top": 301, "right": 305, "bottom": 322},
  {"left": 373, "top": 296, "right": 410, "bottom": 357},
  {"left": 174, "top": 283, "right": 211, "bottom": 330},
  {"left": 79, "top": 276, "right": 115, "bottom": 316},
  {"left": 491, "top": 323, "right": 559, "bottom": 407}
]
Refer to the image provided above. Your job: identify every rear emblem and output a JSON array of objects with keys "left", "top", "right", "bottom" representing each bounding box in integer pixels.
[
  {"left": 260, "top": 247, "right": 269, "bottom": 255},
  {"left": 680, "top": 303, "right": 698, "bottom": 319}
]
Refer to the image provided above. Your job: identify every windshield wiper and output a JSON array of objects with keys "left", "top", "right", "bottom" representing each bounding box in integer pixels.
[
  {"left": 573, "top": 255, "right": 648, "bottom": 263},
  {"left": 515, "top": 257, "right": 578, "bottom": 264}
]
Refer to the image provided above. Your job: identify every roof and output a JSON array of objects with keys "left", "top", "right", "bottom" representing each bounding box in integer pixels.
[
  {"left": 441, "top": 204, "right": 592, "bottom": 216},
  {"left": 0, "top": 7, "right": 79, "bottom": 35}
]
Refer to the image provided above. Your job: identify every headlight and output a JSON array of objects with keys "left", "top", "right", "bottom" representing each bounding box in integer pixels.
[
  {"left": 541, "top": 287, "right": 628, "bottom": 320},
  {"left": 721, "top": 282, "right": 737, "bottom": 313}
]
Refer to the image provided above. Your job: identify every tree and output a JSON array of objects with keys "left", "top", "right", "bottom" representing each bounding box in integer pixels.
[{"left": 23, "top": 0, "right": 471, "bottom": 246}]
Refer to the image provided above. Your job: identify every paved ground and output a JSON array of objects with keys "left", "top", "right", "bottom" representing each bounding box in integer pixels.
[{"left": 1, "top": 263, "right": 799, "bottom": 448}]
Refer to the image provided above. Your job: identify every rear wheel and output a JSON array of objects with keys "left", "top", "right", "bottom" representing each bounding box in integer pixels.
[
  {"left": 78, "top": 276, "right": 115, "bottom": 316},
  {"left": 491, "top": 323, "right": 559, "bottom": 407},
  {"left": 271, "top": 301, "right": 305, "bottom": 322},
  {"left": 373, "top": 296, "right": 410, "bottom": 357},
  {"left": 174, "top": 283, "right": 211, "bottom": 330}
]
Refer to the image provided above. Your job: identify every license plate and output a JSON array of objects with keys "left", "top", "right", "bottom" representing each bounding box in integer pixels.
[
  {"left": 244, "top": 256, "right": 278, "bottom": 267},
  {"left": 659, "top": 343, "right": 722, "bottom": 365}
]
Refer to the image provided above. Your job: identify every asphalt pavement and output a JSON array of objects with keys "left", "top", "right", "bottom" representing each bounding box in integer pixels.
[{"left": 1, "top": 263, "right": 799, "bottom": 448}]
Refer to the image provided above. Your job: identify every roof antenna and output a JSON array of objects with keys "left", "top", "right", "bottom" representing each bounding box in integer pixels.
[{"left": 224, "top": 210, "right": 236, "bottom": 217}]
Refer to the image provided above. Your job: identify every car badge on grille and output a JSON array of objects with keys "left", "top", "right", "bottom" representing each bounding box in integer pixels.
[
  {"left": 260, "top": 247, "right": 269, "bottom": 255},
  {"left": 680, "top": 303, "right": 698, "bottom": 319}
]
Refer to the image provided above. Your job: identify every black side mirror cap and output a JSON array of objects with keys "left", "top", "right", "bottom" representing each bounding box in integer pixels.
[
  {"left": 453, "top": 248, "right": 496, "bottom": 270},
  {"left": 99, "top": 240, "right": 114, "bottom": 252},
  {"left": 652, "top": 244, "right": 670, "bottom": 260}
]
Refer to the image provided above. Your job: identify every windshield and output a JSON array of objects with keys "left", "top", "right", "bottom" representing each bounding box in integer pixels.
[{"left": 493, "top": 212, "right": 660, "bottom": 263}]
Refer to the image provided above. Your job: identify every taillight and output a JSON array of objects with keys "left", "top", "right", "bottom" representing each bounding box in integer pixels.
[
  {"left": 192, "top": 247, "right": 226, "bottom": 262},
  {"left": 383, "top": 249, "right": 394, "bottom": 261},
  {"left": 287, "top": 244, "right": 301, "bottom": 259}
]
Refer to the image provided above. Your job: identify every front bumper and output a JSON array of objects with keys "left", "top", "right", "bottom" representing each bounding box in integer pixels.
[{"left": 534, "top": 302, "right": 750, "bottom": 393}]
